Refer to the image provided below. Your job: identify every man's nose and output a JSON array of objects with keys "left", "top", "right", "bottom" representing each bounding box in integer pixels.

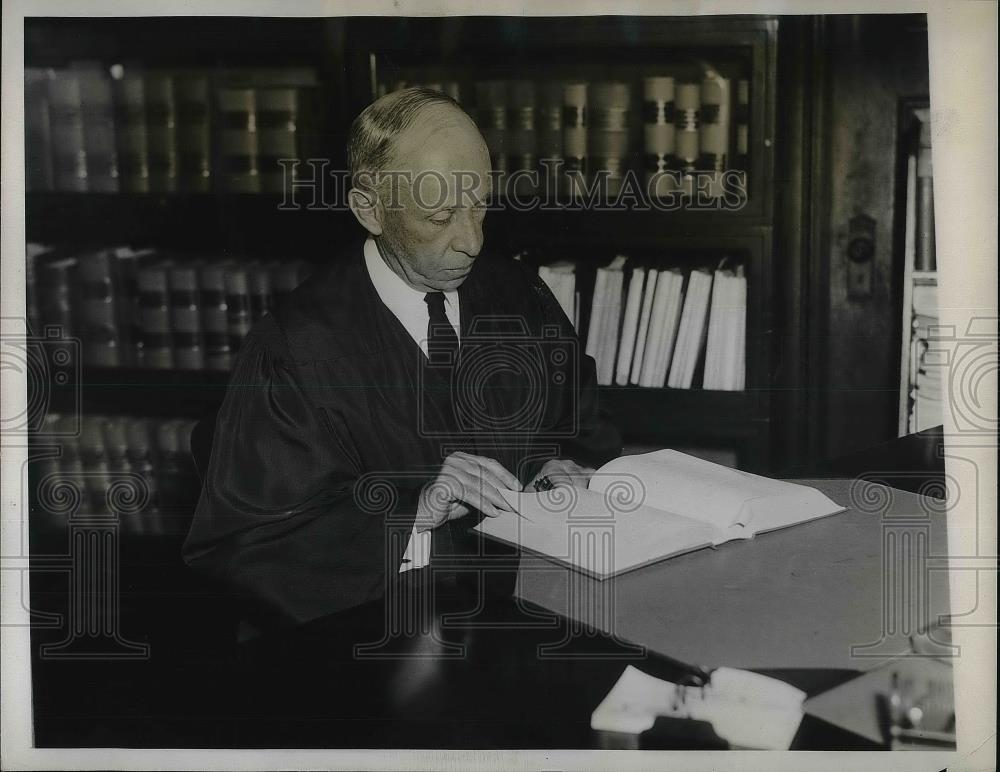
[{"left": 451, "top": 208, "right": 484, "bottom": 257}]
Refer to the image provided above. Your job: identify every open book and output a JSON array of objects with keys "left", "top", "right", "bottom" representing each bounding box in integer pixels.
[{"left": 475, "top": 449, "right": 845, "bottom": 580}]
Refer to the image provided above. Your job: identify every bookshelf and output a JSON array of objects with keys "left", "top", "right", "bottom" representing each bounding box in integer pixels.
[{"left": 25, "top": 15, "right": 781, "bottom": 478}]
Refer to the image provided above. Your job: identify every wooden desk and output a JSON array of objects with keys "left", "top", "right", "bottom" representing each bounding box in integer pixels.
[{"left": 515, "top": 479, "right": 950, "bottom": 671}]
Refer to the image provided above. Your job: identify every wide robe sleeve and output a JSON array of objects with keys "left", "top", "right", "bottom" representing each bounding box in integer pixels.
[{"left": 182, "top": 314, "right": 416, "bottom": 628}]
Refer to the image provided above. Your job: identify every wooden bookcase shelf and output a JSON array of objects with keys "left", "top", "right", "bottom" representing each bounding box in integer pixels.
[{"left": 26, "top": 14, "right": 782, "bottom": 471}]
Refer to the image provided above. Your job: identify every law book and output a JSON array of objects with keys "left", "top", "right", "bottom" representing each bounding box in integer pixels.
[
  {"left": 638, "top": 269, "right": 684, "bottom": 388},
  {"left": 25, "top": 68, "right": 55, "bottom": 191},
  {"left": 217, "top": 86, "right": 260, "bottom": 193},
  {"left": 698, "top": 70, "right": 730, "bottom": 198},
  {"left": 116, "top": 247, "right": 156, "bottom": 366},
  {"left": 538, "top": 261, "right": 577, "bottom": 330},
  {"left": 674, "top": 83, "right": 700, "bottom": 197},
  {"left": 79, "top": 415, "right": 114, "bottom": 513},
  {"left": 734, "top": 79, "right": 750, "bottom": 173},
  {"left": 25, "top": 243, "right": 53, "bottom": 334},
  {"left": 137, "top": 260, "right": 174, "bottom": 369},
  {"left": 479, "top": 449, "right": 845, "bottom": 580},
  {"left": 199, "top": 261, "right": 233, "bottom": 371},
  {"left": 588, "top": 255, "right": 628, "bottom": 386},
  {"left": 37, "top": 254, "right": 79, "bottom": 338},
  {"left": 224, "top": 264, "right": 253, "bottom": 353},
  {"left": 47, "top": 69, "right": 88, "bottom": 192},
  {"left": 643, "top": 76, "right": 676, "bottom": 199},
  {"left": 476, "top": 80, "right": 509, "bottom": 182},
  {"left": 562, "top": 82, "right": 588, "bottom": 198},
  {"left": 730, "top": 269, "right": 747, "bottom": 391},
  {"left": 537, "top": 81, "right": 564, "bottom": 195},
  {"left": 248, "top": 261, "right": 274, "bottom": 321},
  {"left": 114, "top": 66, "right": 150, "bottom": 193},
  {"left": 507, "top": 80, "right": 538, "bottom": 199},
  {"left": 667, "top": 269, "right": 713, "bottom": 389},
  {"left": 77, "top": 248, "right": 127, "bottom": 367},
  {"left": 168, "top": 262, "right": 206, "bottom": 370},
  {"left": 599, "top": 258, "right": 628, "bottom": 386},
  {"left": 144, "top": 71, "right": 179, "bottom": 193},
  {"left": 703, "top": 268, "right": 734, "bottom": 390},
  {"left": 585, "top": 265, "right": 609, "bottom": 366},
  {"left": 175, "top": 71, "right": 212, "bottom": 192},
  {"left": 256, "top": 86, "right": 301, "bottom": 194},
  {"left": 72, "top": 61, "right": 119, "bottom": 192},
  {"left": 588, "top": 82, "right": 631, "bottom": 198},
  {"left": 615, "top": 266, "right": 646, "bottom": 385},
  {"left": 629, "top": 269, "right": 658, "bottom": 385},
  {"left": 124, "top": 417, "right": 161, "bottom": 525}
]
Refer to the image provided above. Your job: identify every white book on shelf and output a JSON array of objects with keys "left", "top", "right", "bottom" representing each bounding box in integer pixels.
[
  {"left": 585, "top": 266, "right": 609, "bottom": 363},
  {"left": 630, "top": 269, "right": 659, "bottom": 385},
  {"left": 597, "top": 259, "right": 627, "bottom": 386},
  {"left": 703, "top": 269, "right": 730, "bottom": 389},
  {"left": 668, "top": 269, "right": 713, "bottom": 389},
  {"left": 615, "top": 267, "right": 646, "bottom": 385},
  {"left": 731, "top": 270, "right": 747, "bottom": 391},
  {"left": 638, "top": 269, "right": 679, "bottom": 387},
  {"left": 651, "top": 270, "right": 686, "bottom": 387},
  {"left": 688, "top": 271, "right": 715, "bottom": 387}
]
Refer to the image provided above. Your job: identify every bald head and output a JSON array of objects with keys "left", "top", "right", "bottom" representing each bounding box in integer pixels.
[{"left": 347, "top": 87, "right": 489, "bottom": 193}]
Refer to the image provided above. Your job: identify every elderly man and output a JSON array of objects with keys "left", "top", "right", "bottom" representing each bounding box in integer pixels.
[{"left": 183, "top": 88, "right": 620, "bottom": 629}]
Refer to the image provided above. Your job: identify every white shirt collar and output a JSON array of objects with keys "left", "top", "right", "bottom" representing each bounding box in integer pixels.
[{"left": 363, "top": 237, "right": 459, "bottom": 357}]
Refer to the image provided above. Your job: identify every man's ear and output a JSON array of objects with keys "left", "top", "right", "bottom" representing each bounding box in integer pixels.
[{"left": 348, "top": 186, "right": 383, "bottom": 236}]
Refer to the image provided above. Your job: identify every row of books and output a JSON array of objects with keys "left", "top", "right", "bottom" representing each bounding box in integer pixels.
[
  {"left": 383, "top": 73, "right": 750, "bottom": 198},
  {"left": 25, "top": 63, "right": 320, "bottom": 194},
  {"left": 31, "top": 412, "right": 200, "bottom": 536},
  {"left": 27, "top": 243, "right": 311, "bottom": 370},
  {"left": 538, "top": 258, "right": 747, "bottom": 390}
]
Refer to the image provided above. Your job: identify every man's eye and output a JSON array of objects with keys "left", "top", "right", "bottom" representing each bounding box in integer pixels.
[{"left": 429, "top": 210, "right": 454, "bottom": 224}]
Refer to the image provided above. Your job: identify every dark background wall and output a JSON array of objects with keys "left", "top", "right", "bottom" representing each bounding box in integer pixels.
[{"left": 819, "top": 14, "right": 930, "bottom": 460}]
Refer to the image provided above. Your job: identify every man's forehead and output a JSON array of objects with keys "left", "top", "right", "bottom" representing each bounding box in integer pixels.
[
  {"left": 393, "top": 108, "right": 488, "bottom": 168},
  {"left": 394, "top": 169, "right": 492, "bottom": 209}
]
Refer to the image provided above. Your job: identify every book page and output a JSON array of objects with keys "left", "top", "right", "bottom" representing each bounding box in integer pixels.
[
  {"left": 475, "top": 487, "right": 715, "bottom": 579},
  {"left": 589, "top": 449, "right": 837, "bottom": 536}
]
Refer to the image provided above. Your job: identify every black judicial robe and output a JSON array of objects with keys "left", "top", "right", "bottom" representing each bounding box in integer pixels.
[{"left": 182, "top": 240, "right": 621, "bottom": 627}]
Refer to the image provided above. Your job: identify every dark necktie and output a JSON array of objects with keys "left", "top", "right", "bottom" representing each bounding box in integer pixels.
[
  {"left": 424, "top": 292, "right": 459, "bottom": 367},
  {"left": 422, "top": 292, "right": 460, "bottom": 566}
]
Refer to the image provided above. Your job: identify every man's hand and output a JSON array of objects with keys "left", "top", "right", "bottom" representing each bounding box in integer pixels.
[
  {"left": 415, "top": 451, "right": 521, "bottom": 531},
  {"left": 524, "top": 458, "right": 595, "bottom": 492}
]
